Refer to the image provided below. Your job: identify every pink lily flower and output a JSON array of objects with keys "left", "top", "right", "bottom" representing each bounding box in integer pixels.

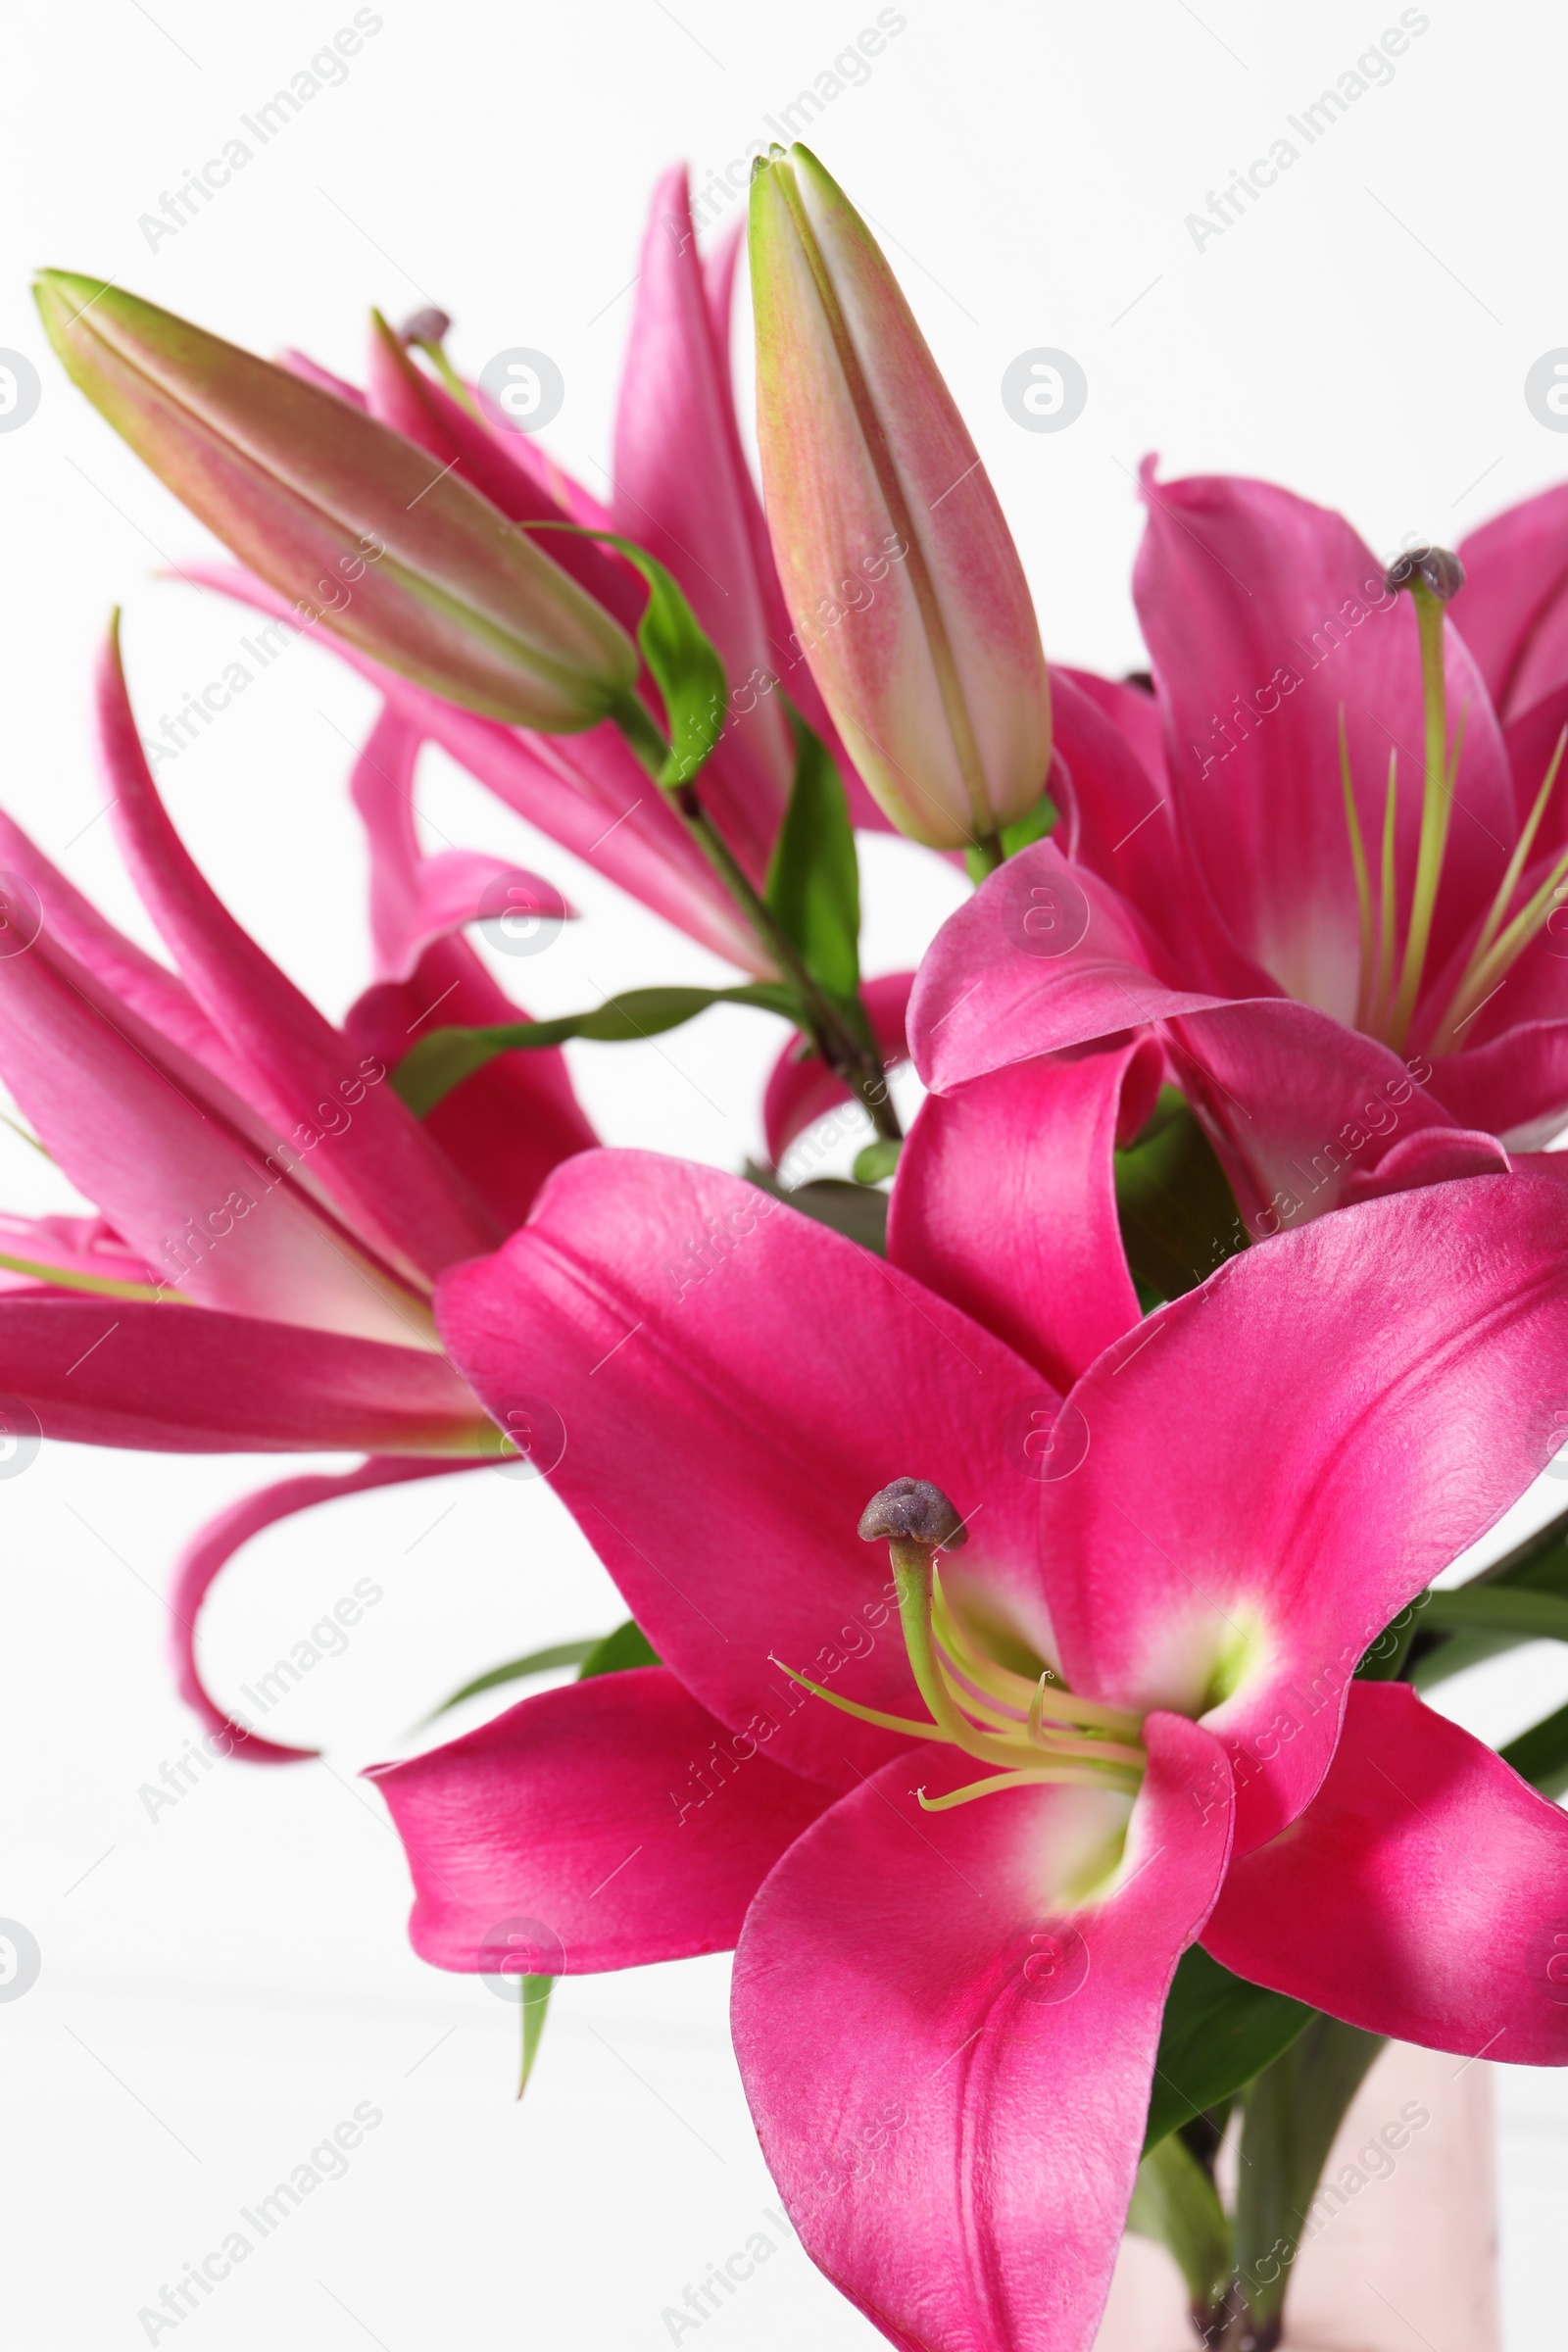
[
  {"left": 367, "top": 1066, "right": 1568, "bottom": 2351},
  {"left": 911, "top": 469, "right": 1568, "bottom": 1230},
  {"left": 0, "top": 627, "right": 599, "bottom": 1746}
]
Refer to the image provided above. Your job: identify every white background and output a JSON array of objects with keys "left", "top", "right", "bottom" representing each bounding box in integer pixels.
[{"left": 3, "top": 1, "right": 1568, "bottom": 2343}]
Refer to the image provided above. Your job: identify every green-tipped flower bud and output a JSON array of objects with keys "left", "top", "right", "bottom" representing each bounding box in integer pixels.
[
  {"left": 34, "top": 271, "right": 638, "bottom": 732},
  {"left": 749, "top": 147, "right": 1052, "bottom": 851}
]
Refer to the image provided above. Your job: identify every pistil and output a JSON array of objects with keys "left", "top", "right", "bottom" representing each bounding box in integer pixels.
[
  {"left": 772, "top": 1479, "right": 1147, "bottom": 1809},
  {"left": 1340, "top": 548, "right": 1568, "bottom": 1056}
]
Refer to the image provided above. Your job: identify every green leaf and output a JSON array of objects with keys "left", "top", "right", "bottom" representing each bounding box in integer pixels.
[
  {"left": 392, "top": 983, "right": 800, "bottom": 1115},
  {"left": 1115, "top": 1089, "right": 1248, "bottom": 1305},
  {"left": 534, "top": 524, "right": 728, "bottom": 788},
  {"left": 852, "top": 1139, "right": 902, "bottom": 1186},
  {"left": 1420, "top": 1587, "right": 1568, "bottom": 1642},
  {"left": 578, "top": 1619, "right": 661, "bottom": 1679},
  {"left": 1126, "top": 2130, "right": 1233, "bottom": 2315},
  {"left": 1232, "top": 2016, "right": 1385, "bottom": 2338},
  {"left": 1409, "top": 1514, "right": 1568, "bottom": 1689},
  {"left": 1144, "top": 1946, "right": 1314, "bottom": 2154},
  {"left": 764, "top": 709, "right": 861, "bottom": 1002},
  {"left": 1502, "top": 1700, "right": 1568, "bottom": 1797},
  {"left": 517, "top": 1973, "right": 554, "bottom": 2099},
  {"left": 421, "top": 1638, "right": 598, "bottom": 1722}
]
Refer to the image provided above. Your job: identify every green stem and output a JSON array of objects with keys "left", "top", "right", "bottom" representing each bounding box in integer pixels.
[
  {"left": 611, "top": 698, "right": 900, "bottom": 1140},
  {"left": 1126, "top": 2131, "right": 1234, "bottom": 2338},
  {"left": 1224, "top": 2014, "right": 1386, "bottom": 2348}
]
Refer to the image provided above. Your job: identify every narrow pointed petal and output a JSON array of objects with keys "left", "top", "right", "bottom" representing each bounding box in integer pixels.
[
  {"left": 369, "top": 1669, "right": 834, "bottom": 1971},
  {"left": 731, "top": 1714, "right": 1233, "bottom": 2352},
  {"left": 98, "top": 625, "right": 503, "bottom": 1284},
  {"left": 750, "top": 147, "right": 1051, "bottom": 849},
  {"left": 614, "top": 167, "right": 795, "bottom": 864},
  {"left": 434, "top": 1152, "right": 1054, "bottom": 1789},
  {"left": 36, "top": 272, "right": 640, "bottom": 730},
  {"left": 1051, "top": 668, "right": 1267, "bottom": 997},
  {"left": 0, "top": 1298, "right": 496, "bottom": 1452},
  {"left": 348, "top": 704, "right": 570, "bottom": 985},
  {"left": 0, "top": 916, "right": 427, "bottom": 1344},
  {"left": 908, "top": 840, "right": 1224, "bottom": 1095},
  {"left": 888, "top": 1041, "right": 1157, "bottom": 1392},
  {"left": 362, "top": 312, "right": 646, "bottom": 631},
  {"left": 1457, "top": 481, "right": 1568, "bottom": 718},
  {"left": 762, "top": 970, "right": 912, "bottom": 1165},
  {"left": 0, "top": 804, "right": 250, "bottom": 1093},
  {"left": 347, "top": 938, "right": 596, "bottom": 1234},
  {"left": 1206, "top": 1682, "right": 1568, "bottom": 2063},
  {"left": 1039, "top": 1174, "right": 1568, "bottom": 1851},
  {"left": 1135, "top": 470, "right": 1512, "bottom": 1018},
  {"left": 172, "top": 1457, "right": 479, "bottom": 1763}
]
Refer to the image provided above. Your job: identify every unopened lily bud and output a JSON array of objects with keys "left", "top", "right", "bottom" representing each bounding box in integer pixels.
[
  {"left": 1384, "top": 545, "right": 1465, "bottom": 602},
  {"left": 858, "top": 1477, "right": 967, "bottom": 1551},
  {"left": 749, "top": 146, "right": 1052, "bottom": 851},
  {"left": 33, "top": 271, "right": 638, "bottom": 732}
]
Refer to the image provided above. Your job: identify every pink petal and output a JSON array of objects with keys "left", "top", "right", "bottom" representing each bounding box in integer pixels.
[
  {"left": 1501, "top": 680, "right": 1568, "bottom": 854},
  {"left": 172, "top": 1457, "right": 480, "bottom": 1763},
  {"left": 614, "top": 166, "right": 795, "bottom": 873},
  {"left": 888, "top": 1040, "right": 1157, "bottom": 1392},
  {"left": 0, "top": 1298, "right": 494, "bottom": 1452},
  {"left": 368, "top": 1668, "right": 833, "bottom": 1972},
  {"left": 1056, "top": 665, "right": 1167, "bottom": 792},
  {"left": 731, "top": 1712, "right": 1233, "bottom": 2352},
  {"left": 1340, "top": 1124, "right": 1511, "bottom": 1202},
  {"left": 0, "top": 917, "right": 427, "bottom": 1344},
  {"left": 1458, "top": 481, "right": 1568, "bottom": 718},
  {"left": 364, "top": 315, "right": 645, "bottom": 631},
  {"left": 0, "top": 1211, "right": 156, "bottom": 1296},
  {"left": 1135, "top": 469, "right": 1512, "bottom": 1020},
  {"left": 1206, "top": 1682, "right": 1568, "bottom": 2063},
  {"left": 346, "top": 936, "right": 596, "bottom": 1234},
  {"left": 1157, "top": 999, "right": 1456, "bottom": 1228},
  {"left": 1423, "top": 1016, "right": 1568, "bottom": 1150},
  {"left": 348, "top": 704, "right": 571, "bottom": 984},
  {"left": 1040, "top": 1173, "right": 1568, "bottom": 1852},
  {"left": 762, "top": 970, "right": 913, "bottom": 1165},
  {"left": 98, "top": 630, "right": 502, "bottom": 1286},
  {"left": 434, "top": 1151, "right": 1055, "bottom": 1790},
  {"left": 0, "top": 803, "right": 250, "bottom": 1095},
  {"left": 908, "top": 840, "right": 1225, "bottom": 1095}
]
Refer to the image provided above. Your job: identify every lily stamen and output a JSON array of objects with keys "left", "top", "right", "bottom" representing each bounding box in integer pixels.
[{"left": 778, "top": 1478, "right": 1153, "bottom": 1809}]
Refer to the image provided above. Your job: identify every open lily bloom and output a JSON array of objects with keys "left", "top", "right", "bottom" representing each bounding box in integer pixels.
[
  {"left": 912, "top": 469, "right": 1568, "bottom": 1230},
  {"left": 119, "top": 166, "right": 890, "bottom": 974},
  {"left": 369, "top": 1056, "right": 1568, "bottom": 2352},
  {"left": 0, "top": 630, "right": 600, "bottom": 1748}
]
